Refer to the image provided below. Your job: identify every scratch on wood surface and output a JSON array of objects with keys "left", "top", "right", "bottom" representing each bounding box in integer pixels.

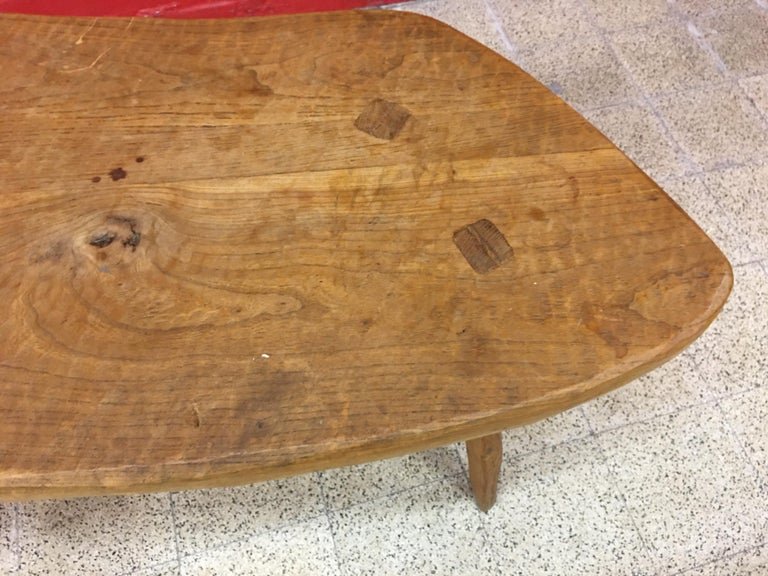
[
  {"left": 75, "top": 19, "right": 97, "bottom": 45},
  {"left": 62, "top": 47, "right": 112, "bottom": 74},
  {"left": 192, "top": 403, "right": 201, "bottom": 428}
]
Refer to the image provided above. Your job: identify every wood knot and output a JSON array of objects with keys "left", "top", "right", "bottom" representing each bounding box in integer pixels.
[
  {"left": 89, "top": 231, "right": 117, "bottom": 248},
  {"left": 453, "top": 219, "right": 513, "bottom": 274},
  {"left": 88, "top": 216, "right": 142, "bottom": 252},
  {"left": 354, "top": 98, "right": 411, "bottom": 140}
]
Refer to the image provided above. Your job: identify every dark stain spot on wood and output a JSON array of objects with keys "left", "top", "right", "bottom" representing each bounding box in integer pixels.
[
  {"left": 354, "top": 98, "right": 411, "bottom": 140},
  {"left": 529, "top": 207, "right": 546, "bottom": 221},
  {"left": 453, "top": 219, "right": 513, "bottom": 274},
  {"left": 123, "top": 230, "right": 141, "bottom": 251},
  {"left": 227, "top": 68, "right": 273, "bottom": 97},
  {"left": 109, "top": 167, "right": 127, "bottom": 181},
  {"left": 91, "top": 176, "right": 101, "bottom": 183},
  {"left": 248, "top": 70, "right": 273, "bottom": 96},
  {"left": 135, "top": 156, "right": 145, "bottom": 163},
  {"left": 567, "top": 176, "right": 580, "bottom": 200},
  {"left": 89, "top": 231, "right": 117, "bottom": 248},
  {"left": 32, "top": 241, "right": 66, "bottom": 264}
]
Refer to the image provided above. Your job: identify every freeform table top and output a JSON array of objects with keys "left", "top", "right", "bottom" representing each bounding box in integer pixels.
[{"left": 0, "top": 11, "right": 731, "bottom": 499}]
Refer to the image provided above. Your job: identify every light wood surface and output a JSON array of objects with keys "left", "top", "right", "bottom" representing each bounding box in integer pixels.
[{"left": 0, "top": 10, "right": 731, "bottom": 500}]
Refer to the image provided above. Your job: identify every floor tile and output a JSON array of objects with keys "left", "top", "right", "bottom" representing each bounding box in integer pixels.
[
  {"left": 181, "top": 516, "right": 340, "bottom": 576},
  {"left": 680, "top": 544, "right": 768, "bottom": 575},
  {"left": 17, "top": 494, "right": 176, "bottom": 576},
  {"left": 673, "top": 0, "right": 752, "bottom": 19},
  {"left": 172, "top": 475, "right": 325, "bottom": 557},
  {"left": 655, "top": 84, "right": 768, "bottom": 170},
  {"left": 693, "top": 263, "right": 768, "bottom": 397},
  {"left": 610, "top": 22, "right": 723, "bottom": 96},
  {"left": 740, "top": 74, "right": 768, "bottom": 118},
  {"left": 517, "top": 35, "right": 639, "bottom": 111},
  {"left": 585, "top": 101, "right": 691, "bottom": 181},
  {"left": 703, "top": 163, "right": 768, "bottom": 262},
  {"left": 0, "top": 504, "right": 17, "bottom": 574},
  {"left": 695, "top": 4, "right": 768, "bottom": 77},
  {"left": 660, "top": 176, "right": 743, "bottom": 266},
  {"left": 583, "top": 0, "right": 673, "bottom": 31},
  {"left": 582, "top": 354, "right": 708, "bottom": 433},
  {"left": 486, "top": 438, "right": 655, "bottom": 576},
  {"left": 597, "top": 403, "right": 766, "bottom": 574},
  {"left": 136, "top": 562, "right": 182, "bottom": 576},
  {"left": 331, "top": 480, "right": 490, "bottom": 576},
  {"left": 489, "top": 0, "right": 593, "bottom": 47},
  {"left": 321, "top": 446, "right": 463, "bottom": 510},
  {"left": 397, "top": 0, "right": 516, "bottom": 61},
  {"left": 721, "top": 387, "right": 768, "bottom": 481}
]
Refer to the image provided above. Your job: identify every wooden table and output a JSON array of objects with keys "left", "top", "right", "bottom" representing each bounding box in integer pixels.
[{"left": 0, "top": 11, "right": 731, "bottom": 510}]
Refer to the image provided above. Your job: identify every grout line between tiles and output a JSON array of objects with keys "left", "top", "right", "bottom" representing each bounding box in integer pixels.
[
  {"left": 729, "top": 256, "right": 768, "bottom": 268},
  {"left": 575, "top": 0, "right": 702, "bottom": 178},
  {"left": 317, "top": 473, "right": 345, "bottom": 576},
  {"left": 690, "top": 176, "right": 758, "bottom": 270},
  {"left": 620, "top": 0, "right": 768, "bottom": 236},
  {"left": 713, "top": 400, "right": 765, "bottom": 487},
  {"left": 327, "top": 470, "right": 467, "bottom": 515},
  {"left": 119, "top": 558, "right": 181, "bottom": 576},
  {"left": 578, "top": 405, "right": 596, "bottom": 436},
  {"left": 167, "top": 493, "right": 183, "bottom": 572},
  {"left": 175, "top": 510, "right": 329, "bottom": 563},
  {"left": 588, "top": 424, "right": 659, "bottom": 570},
  {"left": 677, "top": 2, "right": 768, "bottom": 133},
  {"left": 10, "top": 503, "right": 20, "bottom": 574},
  {"left": 588, "top": 396, "right": 723, "bottom": 439},
  {"left": 665, "top": 540, "right": 768, "bottom": 576},
  {"left": 572, "top": 95, "right": 641, "bottom": 113},
  {"left": 482, "top": 0, "right": 525, "bottom": 63}
]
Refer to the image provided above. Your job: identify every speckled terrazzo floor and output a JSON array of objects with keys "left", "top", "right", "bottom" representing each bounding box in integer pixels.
[{"left": 2, "top": 1, "right": 768, "bottom": 574}]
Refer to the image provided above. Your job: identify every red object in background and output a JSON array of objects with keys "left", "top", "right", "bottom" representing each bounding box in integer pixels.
[{"left": 0, "top": 0, "right": 401, "bottom": 18}]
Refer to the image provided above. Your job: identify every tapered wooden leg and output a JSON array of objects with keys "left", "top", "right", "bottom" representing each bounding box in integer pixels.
[{"left": 466, "top": 432, "right": 502, "bottom": 512}]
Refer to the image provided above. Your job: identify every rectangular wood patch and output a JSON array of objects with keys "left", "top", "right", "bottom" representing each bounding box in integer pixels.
[{"left": 453, "top": 219, "right": 513, "bottom": 274}]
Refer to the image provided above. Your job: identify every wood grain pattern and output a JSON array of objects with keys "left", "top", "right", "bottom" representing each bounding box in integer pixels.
[
  {"left": 0, "top": 11, "right": 731, "bottom": 500},
  {"left": 466, "top": 433, "right": 502, "bottom": 512}
]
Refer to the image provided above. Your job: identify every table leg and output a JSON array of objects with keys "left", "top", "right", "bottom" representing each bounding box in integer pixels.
[{"left": 466, "top": 432, "right": 502, "bottom": 512}]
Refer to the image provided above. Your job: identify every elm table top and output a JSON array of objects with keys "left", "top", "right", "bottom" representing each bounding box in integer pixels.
[{"left": 0, "top": 10, "right": 731, "bottom": 499}]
